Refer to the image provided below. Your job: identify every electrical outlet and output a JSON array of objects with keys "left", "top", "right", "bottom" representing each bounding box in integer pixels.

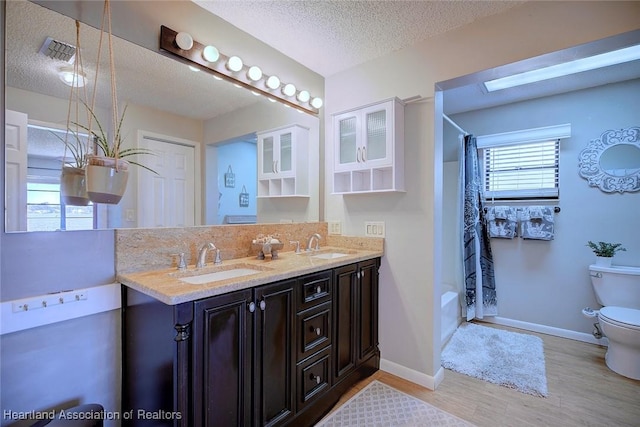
[
  {"left": 364, "top": 221, "right": 385, "bottom": 237},
  {"left": 328, "top": 221, "right": 342, "bottom": 235}
]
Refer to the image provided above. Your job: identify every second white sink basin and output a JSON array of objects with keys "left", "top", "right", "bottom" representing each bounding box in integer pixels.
[
  {"left": 312, "top": 252, "right": 351, "bottom": 260},
  {"left": 173, "top": 263, "right": 270, "bottom": 285}
]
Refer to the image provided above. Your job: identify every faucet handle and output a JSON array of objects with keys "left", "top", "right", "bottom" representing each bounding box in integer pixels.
[
  {"left": 173, "top": 253, "right": 187, "bottom": 271},
  {"left": 214, "top": 249, "right": 222, "bottom": 264},
  {"left": 290, "top": 241, "right": 301, "bottom": 253}
]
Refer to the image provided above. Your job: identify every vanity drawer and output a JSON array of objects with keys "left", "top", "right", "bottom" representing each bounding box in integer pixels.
[
  {"left": 297, "top": 302, "right": 332, "bottom": 361},
  {"left": 298, "top": 271, "right": 332, "bottom": 311},
  {"left": 297, "top": 347, "right": 331, "bottom": 412}
]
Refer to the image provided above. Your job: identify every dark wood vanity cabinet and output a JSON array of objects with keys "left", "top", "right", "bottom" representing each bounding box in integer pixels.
[
  {"left": 122, "top": 259, "right": 379, "bottom": 427},
  {"left": 333, "top": 259, "right": 379, "bottom": 385}
]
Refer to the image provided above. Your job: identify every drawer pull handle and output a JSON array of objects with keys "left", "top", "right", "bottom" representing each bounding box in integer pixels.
[
  {"left": 316, "top": 286, "right": 322, "bottom": 294},
  {"left": 309, "top": 374, "right": 321, "bottom": 384},
  {"left": 315, "top": 327, "right": 321, "bottom": 336},
  {"left": 259, "top": 299, "right": 266, "bottom": 311},
  {"left": 248, "top": 302, "right": 256, "bottom": 313}
]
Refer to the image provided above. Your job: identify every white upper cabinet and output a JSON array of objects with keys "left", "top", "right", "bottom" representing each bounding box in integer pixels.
[
  {"left": 257, "top": 124, "right": 309, "bottom": 197},
  {"left": 332, "top": 98, "right": 405, "bottom": 194}
]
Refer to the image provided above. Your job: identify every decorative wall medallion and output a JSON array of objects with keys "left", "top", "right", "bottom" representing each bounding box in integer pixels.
[{"left": 578, "top": 126, "right": 640, "bottom": 193}]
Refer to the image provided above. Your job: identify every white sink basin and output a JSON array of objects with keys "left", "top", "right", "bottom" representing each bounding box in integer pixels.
[
  {"left": 312, "top": 252, "right": 350, "bottom": 260},
  {"left": 174, "top": 265, "right": 268, "bottom": 285}
]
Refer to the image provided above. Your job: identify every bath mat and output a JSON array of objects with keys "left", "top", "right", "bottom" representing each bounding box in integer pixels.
[
  {"left": 441, "top": 322, "right": 548, "bottom": 397},
  {"left": 315, "top": 380, "right": 474, "bottom": 426}
]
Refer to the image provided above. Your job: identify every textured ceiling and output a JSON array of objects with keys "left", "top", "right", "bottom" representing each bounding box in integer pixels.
[{"left": 194, "top": 0, "right": 525, "bottom": 77}]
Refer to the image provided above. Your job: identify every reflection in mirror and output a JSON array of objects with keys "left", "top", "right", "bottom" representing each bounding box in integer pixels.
[
  {"left": 578, "top": 126, "right": 640, "bottom": 193},
  {"left": 4, "top": 0, "right": 320, "bottom": 232},
  {"left": 600, "top": 144, "right": 640, "bottom": 176}
]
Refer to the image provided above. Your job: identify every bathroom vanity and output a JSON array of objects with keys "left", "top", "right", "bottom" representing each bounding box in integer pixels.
[{"left": 119, "top": 242, "right": 381, "bottom": 427}]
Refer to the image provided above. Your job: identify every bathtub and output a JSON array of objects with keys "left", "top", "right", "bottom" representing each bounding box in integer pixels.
[{"left": 441, "top": 288, "right": 461, "bottom": 347}]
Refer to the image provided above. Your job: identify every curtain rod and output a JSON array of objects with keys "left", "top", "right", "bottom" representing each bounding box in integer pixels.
[{"left": 443, "top": 114, "right": 469, "bottom": 136}]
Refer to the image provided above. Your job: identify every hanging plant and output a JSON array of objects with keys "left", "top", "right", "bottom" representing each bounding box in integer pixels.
[
  {"left": 82, "top": 0, "right": 156, "bottom": 204},
  {"left": 57, "top": 20, "right": 91, "bottom": 206}
]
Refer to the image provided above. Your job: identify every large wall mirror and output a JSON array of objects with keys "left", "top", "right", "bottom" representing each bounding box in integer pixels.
[{"left": 4, "top": 0, "right": 320, "bottom": 233}]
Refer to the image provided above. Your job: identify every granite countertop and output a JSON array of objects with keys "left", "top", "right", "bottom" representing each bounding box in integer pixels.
[{"left": 118, "top": 246, "right": 383, "bottom": 305}]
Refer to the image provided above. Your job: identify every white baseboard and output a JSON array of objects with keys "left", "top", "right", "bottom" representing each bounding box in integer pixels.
[
  {"left": 479, "top": 316, "right": 608, "bottom": 346},
  {"left": 380, "top": 358, "right": 445, "bottom": 391}
]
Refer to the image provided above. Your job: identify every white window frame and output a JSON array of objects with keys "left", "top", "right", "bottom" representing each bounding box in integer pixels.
[{"left": 477, "top": 124, "right": 571, "bottom": 200}]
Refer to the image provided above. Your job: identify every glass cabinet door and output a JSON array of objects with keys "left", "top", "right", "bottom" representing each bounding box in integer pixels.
[
  {"left": 365, "top": 109, "right": 387, "bottom": 161},
  {"left": 279, "top": 132, "right": 292, "bottom": 173},
  {"left": 262, "top": 135, "right": 274, "bottom": 174},
  {"left": 338, "top": 115, "right": 358, "bottom": 166}
]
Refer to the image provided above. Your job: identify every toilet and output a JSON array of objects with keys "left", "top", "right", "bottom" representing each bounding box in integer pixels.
[{"left": 585, "top": 264, "right": 640, "bottom": 380}]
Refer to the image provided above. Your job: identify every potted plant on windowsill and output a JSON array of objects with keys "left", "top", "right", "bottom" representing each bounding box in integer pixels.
[{"left": 586, "top": 241, "right": 626, "bottom": 267}]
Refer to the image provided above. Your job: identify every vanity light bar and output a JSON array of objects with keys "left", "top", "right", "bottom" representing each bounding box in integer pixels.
[{"left": 159, "top": 26, "right": 322, "bottom": 115}]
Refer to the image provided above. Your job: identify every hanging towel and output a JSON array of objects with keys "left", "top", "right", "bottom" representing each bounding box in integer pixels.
[
  {"left": 519, "top": 206, "right": 555, "bottom": 240},
  {"left": 486, "top": 206, "right": 517, "bottom": 239}
]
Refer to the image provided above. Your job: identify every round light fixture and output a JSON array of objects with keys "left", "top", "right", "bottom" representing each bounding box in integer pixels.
[
  {"left": 58, "top": 67, "right": 86, "bottom": 87},
  {"left": 266, "top": 75, "right": 280, "bottom": 90},
  {"left": 175, "top": 32, "right": 194, "bottom": 50},
  {"left": 282, "top": 83, "right": 296, "bottom": 97},
  {"left": 202, "top": 45, "right": 220, "bottom": 63},
  {"left": 226, "top": 56, "right": 243, "bottom": 72},
  {"left": 188, "top": 65, "right": 200, "bottom": 72},
  {"left": 311, "top": 97, "right": 324, "bottom": 109},
  {"left": 247, "top": 66, "right": 263, "bottom": 82},
  {"left": 297, "top": 90, "right": 310, "bottom": 103}
]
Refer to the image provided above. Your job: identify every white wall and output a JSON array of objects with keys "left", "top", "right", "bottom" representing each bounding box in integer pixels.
[
  {"left": 324, "top": 1, "right": 640, "bottom": 386},
  {"left": 444, "top": 79, "right": 640, "bottom": 335}
]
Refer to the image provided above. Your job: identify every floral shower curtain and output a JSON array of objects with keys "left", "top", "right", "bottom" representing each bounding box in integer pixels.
[{"left": 460, "top": 134, "right": 497, "bottom": 320}]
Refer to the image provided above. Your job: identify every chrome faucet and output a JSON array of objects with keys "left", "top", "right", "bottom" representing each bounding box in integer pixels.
[
  {"left": 196, "top": 242, "right": 221, "bottom": 268},
  {"left": 306, "top": 233, "right": 322, "bottom": 251}
]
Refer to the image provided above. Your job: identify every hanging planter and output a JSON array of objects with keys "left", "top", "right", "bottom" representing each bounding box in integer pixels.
[
  {"left": 76, "top": 0, "right": 156, "bottom": 205},
  {"left": 61, "top": 166, "right": 90, "bottom": 206},
  {"left": 86, "top": 155, "right": 130, "bottom": 204}
]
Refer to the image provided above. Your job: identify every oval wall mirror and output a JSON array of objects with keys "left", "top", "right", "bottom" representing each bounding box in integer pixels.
[{"left": 578, "top": 126, "right": 640, "bottom": 193}]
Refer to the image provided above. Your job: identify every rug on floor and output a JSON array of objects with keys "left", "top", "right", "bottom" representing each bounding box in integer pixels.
[
  {"left": 441, "top": 322, "right": 548, "bottom": 397},
  {"left": 315, "top": 380, "right": 474, "bottom": 426}
]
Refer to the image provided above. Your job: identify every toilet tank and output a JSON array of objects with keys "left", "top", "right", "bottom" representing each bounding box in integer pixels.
[{"left": 589, "top": 265, "right": 640, "bottom": 309}]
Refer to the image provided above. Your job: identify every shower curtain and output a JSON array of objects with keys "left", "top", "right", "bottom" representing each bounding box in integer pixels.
[{"left": 460, "top": 134, "right": 497, "bottom": 320}]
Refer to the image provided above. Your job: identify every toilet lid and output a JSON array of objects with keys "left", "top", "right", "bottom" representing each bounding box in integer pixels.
[{"left": 599, "top": 307, "right": 640, "bottom": 330}]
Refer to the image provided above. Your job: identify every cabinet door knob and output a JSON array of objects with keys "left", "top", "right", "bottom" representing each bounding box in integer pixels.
[
  {"left": 316, "top": 327, "right": 321, "bottom": 336},
  {"left": 259, "top": 299, "right": 266, "bottom": 311},
  {"left": 248, "top": 302, "right": 256, "bottom": 313},
  {"left": 316, "top": 285, "right": 322, "bottom": 294},
  {"left": 309, "top": 373, "right": 321, "bottom": 384}
]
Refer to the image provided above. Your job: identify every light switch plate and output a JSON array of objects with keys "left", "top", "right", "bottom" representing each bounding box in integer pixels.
[
  {"left": 328, "top": 221, "right": 342, "bottom": 235},
  {"left": 365, "top": 221, "right": 385, "bottom": 237}
]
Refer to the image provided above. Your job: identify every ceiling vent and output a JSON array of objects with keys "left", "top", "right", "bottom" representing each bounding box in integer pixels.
[{"left": 39, "top": 37, "right": 76, "bottom": 63}]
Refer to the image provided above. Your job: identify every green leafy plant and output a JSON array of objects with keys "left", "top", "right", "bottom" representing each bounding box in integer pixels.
[
  {"left": 74, "top": 102, "right": 157, "bottom": 174},
  {"left": 51, "top": 128, "right": 90, "bottom": 169},
  {"left": 586, "top": 241, "right": 626, "bottom": 257}
]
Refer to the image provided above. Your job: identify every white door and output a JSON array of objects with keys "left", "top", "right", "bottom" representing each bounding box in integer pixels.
[
  {"left": 5, "top": 110, "right": 28, "bottom": 232},
  {"left": 138, "top": 135, "right": 196, "bottom": 227}
]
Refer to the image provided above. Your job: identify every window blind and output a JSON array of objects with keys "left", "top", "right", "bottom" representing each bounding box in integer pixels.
[{"left": 482, "top": 139, "right": 559, "bottom": 199}]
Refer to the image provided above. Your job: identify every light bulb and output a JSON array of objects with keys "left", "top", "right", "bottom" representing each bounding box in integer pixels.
[
  {"left": 247, "top": 66, "right": 263, "bottom": 81},
  {"left": 311, "top": 97, "right": 323, "bottom": 109},
  {"left": 297, "top": 90, "right": 310, "bottom": 103},
  {"left": 282, "top": 83, "right": 296, "bottom": 97},
  {"left": 175, "top": 32, "right": 193, "bottom": 50},
  {"left": 226, "top": 56, "right": 243, "bottom": 72},
  {"left": 58, "top": 67, "right": 86, "bottom": 87},
  {"left": 266, "top": 75, "right": 280, "bottom": 90},
  {"left": 202, "top": 45, "right": 220, "bottom": 63}
]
